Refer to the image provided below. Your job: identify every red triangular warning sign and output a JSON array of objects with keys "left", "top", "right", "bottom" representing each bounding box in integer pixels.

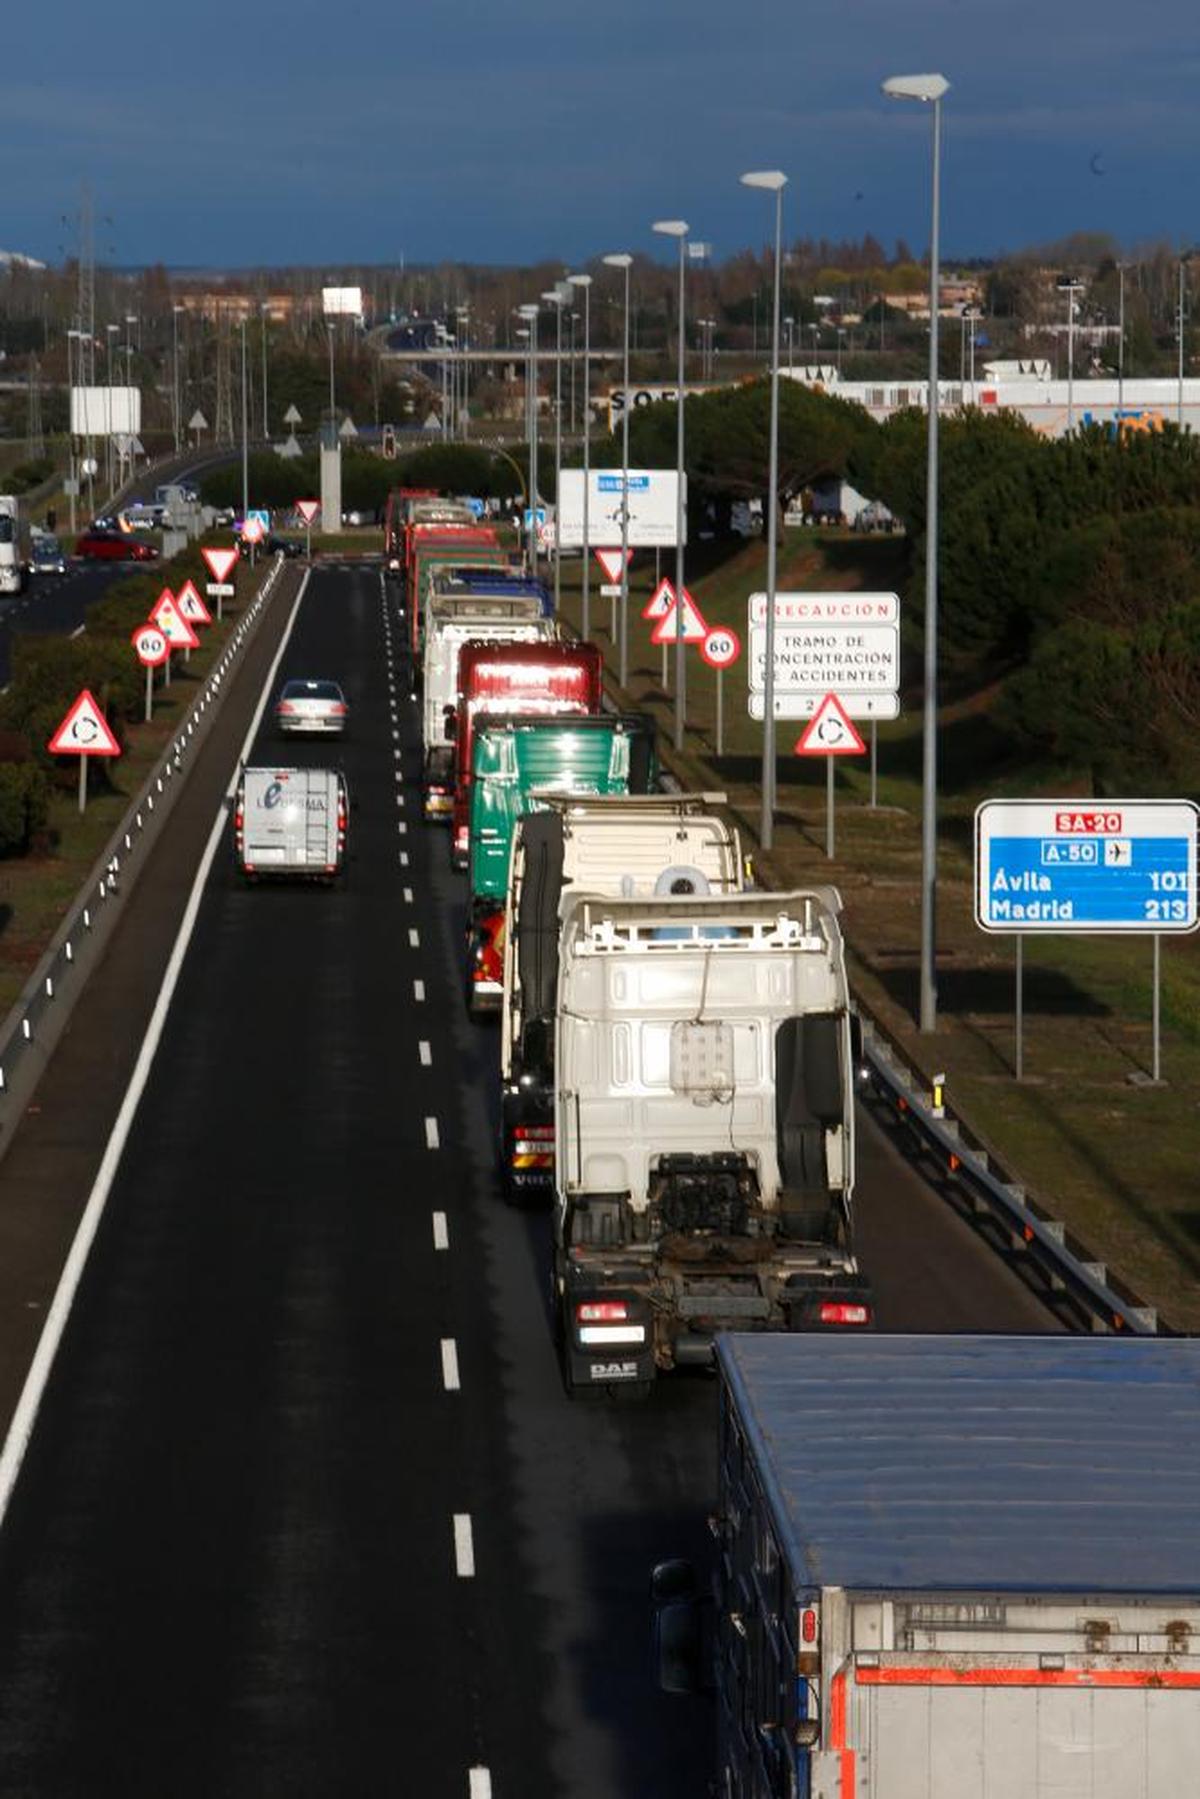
[
  {"left": 651, "top": 588, "right": 708, "bottom": 644},
  {"left": 642, "top": 577, "right": 675, "bottom": 620},
  {"left": 594, "top": 547, "right": 631, "bottom": 584},
  {"left": 794, "top": 693, "right": 867, "bottom": 756},
  {"left": 150, "top": 590, "right": 200, "bottom": 649},
  {"left": 47, "top": 689, "right": 121, "bottom": 758},
  {"left": 175, "top": 579, "right": 212, "bottom": 625},
  {"left": 296, "top": 499, "right": 320, "bottom": 526}
]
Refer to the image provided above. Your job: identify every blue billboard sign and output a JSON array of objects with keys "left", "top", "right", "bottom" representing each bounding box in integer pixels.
[{"left": 975, "top": 800, "right": 1198, "bottom": 933}]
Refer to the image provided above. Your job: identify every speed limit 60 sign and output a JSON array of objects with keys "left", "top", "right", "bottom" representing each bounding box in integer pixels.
[
  {"left": 701, "top": 625, "right": 741, "bottom": 670},
  {"left": 132, "top": 623, "right": 170, "bottom": 667}
]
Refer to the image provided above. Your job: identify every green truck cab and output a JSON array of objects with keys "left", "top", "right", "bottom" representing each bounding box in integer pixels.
[{"left": 464, "top": 713, "right": 657, "bottom": 1019}]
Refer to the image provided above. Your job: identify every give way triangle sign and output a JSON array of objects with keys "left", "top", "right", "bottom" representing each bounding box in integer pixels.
[
  {"left": 795, "top": 693, "right": 867, "bottom": 756},
  {"left": 201, "top": 546, "right": 238, "bottom": 583},
  {"left": 594, "top": 548, "right": 631, "bottom": 584}
]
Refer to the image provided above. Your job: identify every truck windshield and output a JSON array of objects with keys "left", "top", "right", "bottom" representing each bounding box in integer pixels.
[{"left": 0, "top": 519, "right": 13, "bottom": 543}]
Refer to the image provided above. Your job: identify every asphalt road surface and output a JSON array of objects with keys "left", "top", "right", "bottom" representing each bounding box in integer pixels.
[
  {"left": 0, "top": 563, "right": 1057, "bottom": 1798},
  {"left": 0, "top": 563, "right": 137, "bottom": 689}
]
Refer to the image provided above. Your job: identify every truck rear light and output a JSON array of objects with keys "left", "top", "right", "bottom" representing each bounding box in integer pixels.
[
  {"left": 802, "top": 1607, "right": 819, "bottom": 1644},
  {"left": 818, "top": 1301, "right": 871, "bottom": 1327},
  {"left": 454, "top": 825, "right": 468, "bottom": 857},
  {"left": 515, "top": 1125, "right": 554, "bottom": 1143},
  {"left": 577, "top": 1300, "right": 628, "bottom": 1324},
  {"left": 234, "top": 808, "right": 243, "bottom": 829}
]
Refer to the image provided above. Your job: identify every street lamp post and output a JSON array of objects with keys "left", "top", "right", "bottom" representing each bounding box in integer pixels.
[
  {"left": 518, "top": 303, "right": 540, "bottom": 578},
  {"left": 1117, "top": 263, "right": 1126, "bottom": 425},
  {"left": 1056, "top": 275, "right": 1084, "bottom": 433},
  {"left": 653, "top": 221, "right": 690, "bottom": 750},
  {"left": 542, "top": 284, "right": 571, "bottom": 611},
  {"left": 602, "top": 254, "right": 633, "bottom": 685},
  {"left": 882, "top": 70, "right": 949, "bottom": 1035},
  {"left": 1177, "top": 257, "right": 1190, "bottom": 429},
  {"left": 105, "top": 323, "right": 118, "bottom": 498},
  {"left": 261, "top": 301, "right": 269, "bottom": 442},
  {"left": 784, "top": 315, "right": 794, "bottom": 372},
  {"left": 172, "top": 303, "right": 184, "bottom": 454},
  {"left": 741, "top": 172, "right": 787, "bottom": 847},
  {"left": 568, "top": 272, "right": 593, "bottom": 638}
]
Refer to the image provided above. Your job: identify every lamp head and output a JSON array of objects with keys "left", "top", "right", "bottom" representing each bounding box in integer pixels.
[
  {"left": 652, "top": 220, "right": 689, "bottom": 238},
  {"left": 567, "top": 273, "right": 592, "bottom": 289},
  {"left": 882, "top": 72, "right": 949, "bottom": 103},
  {"left": 517, "top": 303, "right": 539, "bottom": 319},
  {"left": 739, "top": 171, "right": 787, "bottom": 193},
  {"left": 602, "top": 253, "right": 632, "bottom": 269}
]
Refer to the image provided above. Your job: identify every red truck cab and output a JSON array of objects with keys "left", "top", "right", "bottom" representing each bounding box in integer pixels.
[{"left": 450, "top": 640, "right": 604, "bottom": 870}]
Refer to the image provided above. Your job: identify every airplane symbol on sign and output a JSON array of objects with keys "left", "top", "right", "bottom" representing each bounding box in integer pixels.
[{"left": 1104, "top": 840, "right": 1132, "bottom": 867}]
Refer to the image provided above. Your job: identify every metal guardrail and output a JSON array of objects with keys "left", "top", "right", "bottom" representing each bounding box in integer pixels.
[
  {"left": 859, "top": 1020, "right": 1162, "bottom": 1335},
  {"left": 0, "top": 557, "right": 285, "bottom": 1138}
]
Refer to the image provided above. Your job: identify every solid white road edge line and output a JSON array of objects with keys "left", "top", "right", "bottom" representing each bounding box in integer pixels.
[
  {"left": 0, "top": 571, "right": 311, "bottom": 1533},
  {"left": 440, "top": 1338, "right": 461, "bottom": 1391},
  {"left": 453, "top": 1513, "right": 475, "bottom": 1577}
]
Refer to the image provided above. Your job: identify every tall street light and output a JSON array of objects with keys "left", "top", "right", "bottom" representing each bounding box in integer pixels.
[
  {"left": 1117, "top": 262, "right": 1126, "bottom": 425},
  {"left": 518, "top": 303, "right": 540, "bottom": 578},
  {"left": 240, "top": 317, "right": 250, "bottom": 551},
  {"left": 653, "top": 221, "right": 690, "bottom": 749},
  {"left": 1056, "top": 274, "right": 1084, "bottom": 433},
  {"left": 171, "top": 303, "right": 184, "bottom": 454},
  {"left": 260, "top": 300, "right": 270, "bottom": 442},
  {"left": 882, "top": 69, "right": 949, "bottom": 1035},
  {"left": 542, "top": 284, "right": 570, "bottom": 611},
  {"left": 1176, "top": 255, "right": 1192, "bottom": 429},
  {"left": 741, "top": 172, "right": 787, "bottom": 846},
  {"left": 602, "top": 253, "right": 633, "bottom": 685},
  {"left": 568, "top": 272, "right": 593, "bottom": 639}
]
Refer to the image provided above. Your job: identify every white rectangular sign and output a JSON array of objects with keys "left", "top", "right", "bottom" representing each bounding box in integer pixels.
[
  {"left": 975, "top": 799, "right": 1199, "bottom": 933},
  {"left": 747, "top": 591, "right": 900, "bottom": 720},
  {"left": 557, "top": 468, "right": 685, "bottom": 548},
  {"left": 748, "top": 690, "right": 900, "bottom": 721},
  {"left": 322, "top": 285, "right": 363, "bottom": 318},
  {"left": 70, "top": 386, "right": 141, "bottom": 436}
]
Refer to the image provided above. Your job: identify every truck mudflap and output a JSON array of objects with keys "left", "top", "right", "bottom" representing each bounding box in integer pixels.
[
  {"left": 500, "top": 1089, "right": 555, "bottom": 1200},
  {"left": 465, "top": 905, "right": 506, "bottom": 1017},
  {"left": 560, "top": 1286, "right": 657, "bottom": 1393},
  {"left": 422, "top": 747, "right": 455, "bottom": 822}
]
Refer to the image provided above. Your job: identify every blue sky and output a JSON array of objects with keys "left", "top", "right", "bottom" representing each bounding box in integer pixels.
[{"left": 8, "top": 0, "right": 1198, "bottom": 270}]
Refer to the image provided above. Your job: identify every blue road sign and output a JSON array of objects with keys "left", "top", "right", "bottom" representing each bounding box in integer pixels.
[{"left": 975, "top": 800, "right": 1199, "bottom": 933}]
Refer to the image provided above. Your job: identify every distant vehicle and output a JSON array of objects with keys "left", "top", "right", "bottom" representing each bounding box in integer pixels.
[
  {"left": 30, "top": 534, "right": 68, "bottom": 576},
  {"left": 0, "top": 496, "right": 31, "bottom": 592},
  {"left": 852, "top": 499, "right": 896, "bottom": 533},
  {"left": 74, "top": 528, "right": 159, "bottom": 563},
  {"left": 274, "top": 678, "right": 348, "bottom": 737},
  {"left": 234, "top": 766, "right": 348, "bottom": 881},
  {"left": 122, "top": 502, "right": 165, "bottom": 532},
  {"left": 266, "top": 534, "right": 304, "bottom": 558},
  {"left": 342, "top": 507, "right": 377, "bottom": 526}
]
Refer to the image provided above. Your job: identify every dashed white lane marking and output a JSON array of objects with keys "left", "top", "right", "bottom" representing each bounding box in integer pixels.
[
  {"left": 403, "top": 886, "right": 413, "bottom": 903},
  {"left": 453, "top": 1514, "right": 475, "bottom": 1577},
  {"left": 392, "top": 727, "right": 400, "bottom": 740},
  {"left": 419, "top": 1040, "right": 432, "bottom": 1066},
  {"left": 397, "top": 820, "right": 408, "bottom": 834},
  {"left": 468, "top": 1772, "right": 492, "bottom": 1799},
  {"left": 409, "top": 927, "right": 420, "bottom": 948},
  {"left": 425, "top": 1116, "right": 440, "bottom": 1150},
  {"left": 441, "top": 1338, "right": 461, "bottom": 1391},
  {"left": 433, "top": 1211, "right": 449, "bottom": 1249},
  {"left": 393, "top": 748, "right": 402, "bottom": 762},
  {"left": 400, "top": 851, "right": 409, "bottom": 867},
  {"left": 414, "top": 979, "right": 425, "bottom": 1001}
]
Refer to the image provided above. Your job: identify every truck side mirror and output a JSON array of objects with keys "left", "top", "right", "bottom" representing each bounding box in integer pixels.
[{"left": 651, "top": 1559, "right": 713, "bottom": 1696}]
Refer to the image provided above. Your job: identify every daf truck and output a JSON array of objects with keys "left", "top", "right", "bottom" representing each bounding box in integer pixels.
[
  {"left": 500, "top": 794, "right": 742, "bottom": 1196},
  {"left": 552, "top": 887, "right": 869, "bottom": 1395},
  {"left": 654, "top": 1333, "right": 1200, "bottom": 1799}
]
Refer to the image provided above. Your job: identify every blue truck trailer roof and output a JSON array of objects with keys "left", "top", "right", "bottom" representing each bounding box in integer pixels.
[
  {"left": 441, "top": 571, "right": 553, "bottom": 612},
  {"left": 717, "top": 1334, "right": 1200, "bottom": 1597}
]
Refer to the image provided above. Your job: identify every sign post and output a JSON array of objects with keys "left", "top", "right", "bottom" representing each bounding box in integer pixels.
[
  {"left": 150, "top": 588, "right": 200, "bottom": 682},
  {"left": 975, "top": 799, "right": 1199, "bottom": 1079},
  {"left": 651, "top": 588, "right": 708, "bottom": 710},
  {"left": 201, "top": 545, "right": 238, "bottom": 620},
  {"left": 794, "top": 694, "right": 868, "bottom": 859},
  {"left": 642, "top": 577, "right": 676, "bottom": 688},
  {"left": 296, "top": 498, "right": 320, "bottom": 559},
  {"left": 700, "top": 625, "right": 742, "bottom": 757},
  {"left": 131, "top": 623, "right": 170, "bottom": 721},
  {"left": 595, "top": 547, "right": 630, "bottom": 641},
  {"left": 47, "top": 689, "right": 121, "bottom": 812}
]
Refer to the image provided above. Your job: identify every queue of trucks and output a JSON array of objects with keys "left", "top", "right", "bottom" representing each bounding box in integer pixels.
[{"left": 395, "top": 485, "right": 873, "bottom": 1401}]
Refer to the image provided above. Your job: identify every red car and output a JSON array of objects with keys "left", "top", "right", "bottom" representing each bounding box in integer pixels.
[{"left": 74, "top": 528, "right": 159, "bottom": 562}]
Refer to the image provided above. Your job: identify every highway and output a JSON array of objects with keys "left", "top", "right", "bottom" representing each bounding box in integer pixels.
[
  {"left": 0, "top": 564, "right": 1055, "bottom": 1797},
  {"left": 0, "top": 563, "right": 135, "bottom": 689}
]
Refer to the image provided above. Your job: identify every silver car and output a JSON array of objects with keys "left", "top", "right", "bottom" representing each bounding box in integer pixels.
[
  {"left": 31, "top": 534, "right": 68, "bottom": 576},
  {"left": 274, "top": 678, "right": 349, "bottom": 736}
]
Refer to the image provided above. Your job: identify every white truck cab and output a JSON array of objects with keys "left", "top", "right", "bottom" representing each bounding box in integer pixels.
[{"left": 234, "top": 766, "right": 348, "bottom": 880}]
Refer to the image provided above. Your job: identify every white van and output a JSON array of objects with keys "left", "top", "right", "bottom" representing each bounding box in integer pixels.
[{"left": 234, "top": 766, "right": 348, "bottom": 880}]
